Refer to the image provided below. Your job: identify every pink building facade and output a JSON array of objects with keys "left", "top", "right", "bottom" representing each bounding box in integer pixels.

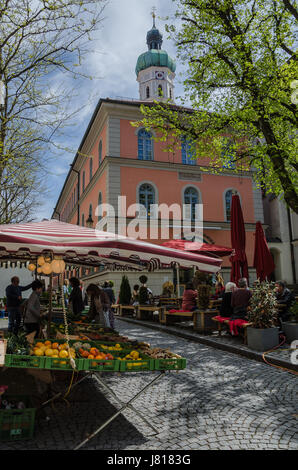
[{"left": 52, "top": 19, "right": 265, "bottom": 287}]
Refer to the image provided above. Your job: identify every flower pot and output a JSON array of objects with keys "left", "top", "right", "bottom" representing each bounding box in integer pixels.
[
  {"left": 281, "top": 322, "right": 298, "bottom": 344},
  {"left": 247, "top": 327, "right": 279, "bottom": 351}
]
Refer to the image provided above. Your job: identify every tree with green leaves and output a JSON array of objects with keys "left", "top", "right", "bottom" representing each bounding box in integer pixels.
[
  {"left": 0, "top": 0, "right": 106, "bottom": 222},
  {"left": 134, "top": 0, "right": 298, "bottom": 212}
]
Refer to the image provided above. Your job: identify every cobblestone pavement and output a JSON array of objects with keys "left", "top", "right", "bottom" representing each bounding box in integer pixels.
[{"left": 0, "top": 319, "right": 297, "bottom": 450}]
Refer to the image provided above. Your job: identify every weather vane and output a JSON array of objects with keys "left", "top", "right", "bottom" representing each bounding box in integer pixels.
[{"left": 151, "top": 6, "right": 157, "bottom": 26}]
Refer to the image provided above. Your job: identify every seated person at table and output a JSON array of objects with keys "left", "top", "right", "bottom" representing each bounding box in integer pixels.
[
  {"left": 212, "top": 281, "right": 225, "bottom": 300},
  {"left": 131, "top": 285, "right": 140, "bottom": 306},
  {"left": 219, "top": 282, "right": 237, "bottom": 318},
  {"left": 230, "top": 278, "right": 252, "bottom": 320},
  {"left": 182, "top": 282, "right": 198, "bottom": 312},
  {"left": 275, "top": 281, "right": 295, "bottom": 323}
]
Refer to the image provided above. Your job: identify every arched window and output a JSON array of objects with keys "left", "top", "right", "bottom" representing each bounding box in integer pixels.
[
  {"left": 184, "top": 187, "right": 199, "bottom": 221},
  {"left": 158, "top": 85, "right": 163, "bottom": 97},
  {"left": 181, "top": 136, "right": 196, "bottom": 165},
  {"left": 98, "top": 140, "right": 102, "bottom": 166},
  {"left": 89, "top": 203, "right": 92, "bottom": 218},
  {"left": 139, "top": 183, "right": 155, "bottom": 217},
  {"left": 221, "top": 138, "right": 236, "bottom": 169},
  {"left": 98, "top": 192, "right": 102, "bottom": 222},
  {"left": 82, "top": 171, "right": 85, "bottom": 192},
  {"left": 146, "top": 86, "right": 150, "bottom": 99},
  {"left": 224, "top": 189, "right": 239, "bottom": 222},
  {"left": 89, "top": 157, "right": 93, "bottom": 181},
  {"left": 82, "top": 214, "right": 84, "bottom": 227},
  {"left": 138, "top": 129, "right": 154, "bottom": 161}
]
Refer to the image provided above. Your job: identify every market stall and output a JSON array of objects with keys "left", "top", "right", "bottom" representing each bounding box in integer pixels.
[{"left": 0, "top": 220, "right": 222, "bottom": 448}]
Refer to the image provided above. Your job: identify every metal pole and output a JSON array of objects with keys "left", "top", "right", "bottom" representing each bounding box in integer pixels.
[{"left": 74, "top": 371, "right": 165, "bottom": 450}]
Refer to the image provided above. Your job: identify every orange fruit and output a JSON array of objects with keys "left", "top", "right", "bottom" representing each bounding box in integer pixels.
[
  {"left": 52, "top": 349, "right": 59, "bottom": 356},
  {"left": 82, "top": 351, "right": 89, "bottom": 358},
  {"left": 34, "top": 348, "right": 44, "bottom": 356},
  {"left": 45, "top": 349, "right": 54, "bottom": 357},
  {"left": 52, "top": 342, "right": 59, "bottom": 349},
  {"left": 44, "top": 341, "right": 52, "bottom": 347},
  {"left": 59, "top": 350, "right": 68, "bottom": 358},
  {"left": 88, "top": 354, "right": 94, "bottom": 359},
  {"left": 35, "top": 342, "right": 44, "bottom": 348}
]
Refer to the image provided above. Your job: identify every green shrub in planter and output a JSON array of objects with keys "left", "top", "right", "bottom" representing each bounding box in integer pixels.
[
  {"left": 247, "top": 281, "right": 279, "bottom": 351},
  {"left": 119, "top": 276, "right": 132, "bottom": 306}
]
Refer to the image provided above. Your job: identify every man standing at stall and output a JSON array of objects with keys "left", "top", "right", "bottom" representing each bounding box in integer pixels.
[{"left": 6, "top": 276, "right": 32, "bottom": 335}]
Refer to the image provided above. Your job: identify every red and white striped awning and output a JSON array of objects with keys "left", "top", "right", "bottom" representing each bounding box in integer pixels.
[{"left": 0, "top": 220, "right": 222, "bottom": 273}]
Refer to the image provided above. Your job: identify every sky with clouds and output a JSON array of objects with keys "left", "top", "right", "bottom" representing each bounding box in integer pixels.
[{"left": 38, "top": 0, "right": 187, "bottom": 221}]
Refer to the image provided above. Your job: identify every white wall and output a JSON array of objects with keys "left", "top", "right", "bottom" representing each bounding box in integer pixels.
[{"left": 0, "top": 268, "right": 35, "bottom": 299}]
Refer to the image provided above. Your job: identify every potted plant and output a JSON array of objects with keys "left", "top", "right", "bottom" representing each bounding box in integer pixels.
[
  {"left": 161, "top": 281, "right": 174, "bottom": 298},
  {"left": 247, "top": 281, "right": 279, "bottom": 351},
  {"left": 194, "top": 283, "right": 214, "bottom": 333},
  {"left": 119, "top": 275, "right": 132, "bottom": 306},
  {"left": 281, "top": 301, "right": 298, "bottom": 344}
]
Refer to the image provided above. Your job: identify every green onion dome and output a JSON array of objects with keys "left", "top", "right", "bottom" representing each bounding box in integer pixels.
[{"left": 135, "top": 49, "right": 176, "bottom": 76}]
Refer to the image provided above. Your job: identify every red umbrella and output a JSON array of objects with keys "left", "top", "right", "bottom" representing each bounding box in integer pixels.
[
  {"left": 253, "top": 221, "right": 275, "bottom": 281},
  {"left": 162, "top": 240, "right": 233, "bottom": 258},
  {"left": 230, "top": 194, "right": 249, "bottom": 285}
]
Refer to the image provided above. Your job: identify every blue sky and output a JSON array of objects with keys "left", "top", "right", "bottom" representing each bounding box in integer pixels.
[{"left": 39, "top": 0, "right": 186, "bottom": 221}]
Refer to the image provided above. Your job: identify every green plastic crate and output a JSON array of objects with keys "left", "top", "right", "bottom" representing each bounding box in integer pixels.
[
  {"left": 82, "top": 357, "right": 119, "bottom": 372},
  {"left": 0, "top": 396, "right": 36, "bottom": 441},
  {"left": 154, "top": 357, "right": 187, "bottom": 371},
  {"left": 44, "top": 357, "right": 85, "bottom": 371},
  {"left": 118, "top": 350, "right": 155, "bottom": 372},
  {"left": 4, "top": 354, "right": 45, "bottom": 369}
]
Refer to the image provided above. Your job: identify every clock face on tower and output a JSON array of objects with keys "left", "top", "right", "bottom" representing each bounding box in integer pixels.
[{"left": 155, "top": 71, "right": 165, "bottom": 80}]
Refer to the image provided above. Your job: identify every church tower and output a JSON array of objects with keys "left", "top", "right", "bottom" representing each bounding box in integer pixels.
[{"left": 136, "top": 11, "right": 176, "bottom": 103}]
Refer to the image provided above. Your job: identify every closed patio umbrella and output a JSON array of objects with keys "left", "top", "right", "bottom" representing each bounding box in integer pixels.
[
  {"left": 230, "top": 194, "right": 249, "bottom": 285},
  {"left": 253, "top": 221, "right": 275, "bottom": 281}
]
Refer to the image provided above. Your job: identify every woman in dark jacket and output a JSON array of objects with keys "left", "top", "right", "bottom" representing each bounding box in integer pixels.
[
  {"left": 219, "top": 282, "right": 237, "bottom": 318},
  {"left": 68, "top": 277, "right": 84, "bottom": 317}
]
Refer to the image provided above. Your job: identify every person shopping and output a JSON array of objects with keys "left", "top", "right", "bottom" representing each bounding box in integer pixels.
[
  {"left": 86, "top": 284, "right": 109, "bottom": 327},
  {"left": 23, "top": 280, "right": 44, "bottom": 337},
  {"left": 6, "top": 276, "right": 33, "bottom": 335},
  {"left": 68, "top": 277, "right": 84, "bottom": 317}
]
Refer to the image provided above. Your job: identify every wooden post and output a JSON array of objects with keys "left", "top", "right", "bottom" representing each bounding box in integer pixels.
[{"left": 47, "top": 273, "right": 53, "bottom": 339}]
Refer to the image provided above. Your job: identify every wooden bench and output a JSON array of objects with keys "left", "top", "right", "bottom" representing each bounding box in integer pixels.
[
  {"left": 137, "top": 305, "right": 164, "bottom": 321},
  {"left": 111, "top": 304, "right": 120, "bottom": 316},
  {"left": 159, "top": 309, "right": 194, "bottom": 325},
  {"left": 119, "top": 305, "right": 136, "bottom": 317},
  {"left": 212, "top": 316, "right": 252, "bottom": 344}
]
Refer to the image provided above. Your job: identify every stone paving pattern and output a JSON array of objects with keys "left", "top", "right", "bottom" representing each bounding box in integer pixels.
[{"left": 0, "top": 319, "right": 297, "bottom": 450}]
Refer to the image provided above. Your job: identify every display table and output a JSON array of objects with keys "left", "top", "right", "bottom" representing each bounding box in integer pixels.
[{"left": 119, "top": 305, "right": 136, "bottom": 317}]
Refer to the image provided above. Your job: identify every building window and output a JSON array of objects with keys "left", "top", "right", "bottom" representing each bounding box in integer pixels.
[
  {"left": 98, "top": 192, "right": 102, "bottom": 222},
  {"left": 82, "top": 214, "right": 84, "bottom": 226},
  {"left": 158, "top": 85, "right": 163, "bottom": 97},
  {"left": 139, "top": 183, "right": 155, "bottom": 217},
  {"left": 181, "top": 136, "right": 196, "bottom": 165},
  {"left": 146, "top": 86, "right": 150, "bottom": 99},
  {"left": 89, "top": 204, "right": 92, "bottom": 218},
  {"left": 225, "top": 189, "right": 239, "bottom": 222},
  {"left": 184, "top": 187, "right": 199, "bottom": 221},
  {"left": 99, "top": 140, "right": 102, "bottom": 166},
  {"left": 89, "top": 158, "right": 93, "bottom": 181},
  {"left": 82, "top": 171, "right": 85, "bottom": 192},
  {"left": 138, "top": 129, "right": 154, "bottom": 161},
  {"left": 221, "top": 138, "right": 236, "bottom": 169}
]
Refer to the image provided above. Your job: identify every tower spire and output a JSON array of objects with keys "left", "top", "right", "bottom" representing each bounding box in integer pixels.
[{"left": 151, "top": 6, "right": 156, "bottom": 28}]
